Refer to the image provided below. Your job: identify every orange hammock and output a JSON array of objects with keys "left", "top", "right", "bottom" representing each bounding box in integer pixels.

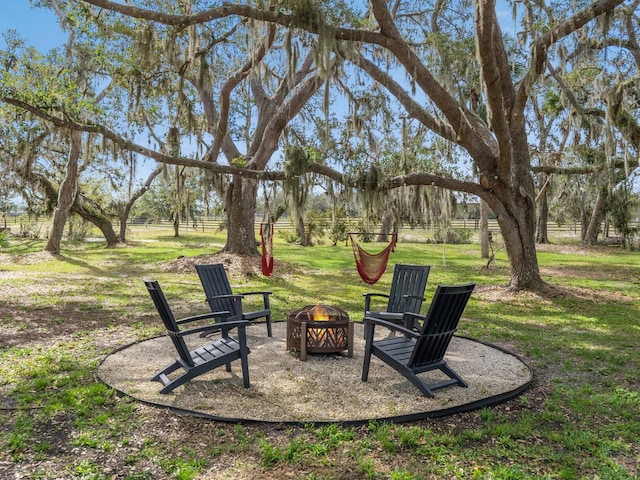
[
  {"left": 260, "top": 223, "right": 274, "bottom": 277},
  {"left": 348, "top": 233, "right": 397, "bottom": 285}
]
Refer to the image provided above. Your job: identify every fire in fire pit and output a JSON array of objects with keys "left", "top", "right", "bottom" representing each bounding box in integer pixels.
[{"left": 286, "top": 305, "right": 353, "bottom": 361}]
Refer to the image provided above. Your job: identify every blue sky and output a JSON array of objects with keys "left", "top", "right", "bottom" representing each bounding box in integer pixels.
[{"left": 0, "top": 2, "right": 66, "bottom": 51}]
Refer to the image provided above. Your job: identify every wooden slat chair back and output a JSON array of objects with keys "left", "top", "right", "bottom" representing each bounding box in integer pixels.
[
  {"left": 387, "top": 264, "right": 431, "bottom": 315},
  {"left": 362, "top": 282, "right": 475, "bottom": 397},
  {"left": 196, "top": 263, "right": 273, "bottom": 337},
  {"left": 144, "top": 280, "right": 251, "bottom": 394},
  {"left": 409, "top": 283, "right": 475, "bottom": 368},
  {"left": 145, "top": 280, "right": 193, "bottom": 366},
  {"left": 196, "top": 263, "right": 238, "bottom": 317},
  {"left": 363, "top": 264, "right": 431, "bottom": 325}
]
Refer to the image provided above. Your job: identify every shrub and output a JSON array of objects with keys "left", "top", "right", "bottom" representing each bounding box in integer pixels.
[
  {"left": 66, "top": 218, "right": 94, "bottom": 241},
  {"left": 328, "top": 219, "right": 349, "bottom": 246},
  {"left": 17, "top": 220, "right": 43, "bottom": 239},
  {"left": 277, "top": 230, "right": 300, "bottom": 244},
  {"left": 433, "top": 228, "right": 473, "bottom": 244},
  {"left": 0, "top": 229, "right": 9, "bottom": 248}
]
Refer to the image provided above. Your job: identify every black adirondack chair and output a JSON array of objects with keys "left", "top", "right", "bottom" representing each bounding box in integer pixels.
[
  {"left": 196, "top": 263, "right": 273, "bottom": 337},
  {"left": 145, "top": 280, "right": 251, "bottom": 394},
  {"left": 361, "top": 282, "right": 475, "bottom": 397},
  {"left": 363, "top": 264, "right": 431, "bottom": 326}
]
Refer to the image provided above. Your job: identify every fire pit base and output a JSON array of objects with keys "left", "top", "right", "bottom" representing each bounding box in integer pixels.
[
  {"left": 290, "top": 320, "right": 354, "bottom": 361},
  {"left": 286, "top": 305, "right": 354, "bottom": 361}
]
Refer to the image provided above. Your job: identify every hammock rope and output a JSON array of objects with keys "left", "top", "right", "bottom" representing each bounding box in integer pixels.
[{"left": 348, "top": 232, "right": 397, "bottom": 285}]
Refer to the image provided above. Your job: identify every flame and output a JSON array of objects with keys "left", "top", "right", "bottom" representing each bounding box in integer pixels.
[{"left": 309, "top": 305, "right": 331, "bottom": 321}]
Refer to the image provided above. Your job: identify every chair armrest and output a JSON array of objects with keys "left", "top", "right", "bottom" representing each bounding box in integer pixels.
[
  {"left": 363, "top": 293, "right": 390, "bottom": 299},
  {"left": 403, "top": 312, "right": 426, "bottom": 320},
  {"left": 175, "top": 310, "right": 231, "bottom": 325},
  {"left": 365, "top": 311, "right": 403, "bottom": 321},
  {"left": 402, "top": 311, "right": 426, "bottom": 331},
  {"left": 239, "top": 291, "right": 272, "bottom": 308},
  {"left": 205, "top": 294, "right": 245, "bottom": 301},
  {"left": 176, "top": 319, "right": 251, "bottom": 337},
  {"left": 402, "top": 294, "right": 426, "bottom": 303},
  {"left": 363, "top": 292, "right": 389, "bottom": 312},
  {"left": 363, "top": 316, "right": 419, "bottom": 338}
]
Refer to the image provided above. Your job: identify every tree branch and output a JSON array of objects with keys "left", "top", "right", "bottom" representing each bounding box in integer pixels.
[
  {"left": 383, "top": 172, "right": 487, "bottom": 198},
  {"left": 206, "top": 24, "right": 277, "bottom": 164},
  {"left": 249, "top": 67, "right": 327, "bottom": 169},
  {"left": 516, "top": 0, "right": 628, "bottom": 108},
  {"left": 365, "top": 0, "right": 499, "bottom": 168},
  {"left": 80, "top": 0, "right": 387, "bottom": 44},
  {"left": 532, "top": 158, "right": 640, "bottom": 175},
  {"left": 0, "top": 95, "right": 278, "bottom": 179},
  {"left": 475, "top": 0, "right": 515, "bottom": 180},
  {"left": 79, "top": 0, "right": 511, "bottom": 172},
  {"left": 344, "top": 49, "right": 457, "bottom": 143}
]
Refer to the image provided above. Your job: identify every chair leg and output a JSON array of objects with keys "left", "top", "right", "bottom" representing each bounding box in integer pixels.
[
  {"left": 238, "top": 327, "right": 251, "bottom": 388},
  {"left": 402, "top": 371, "right": 435, "bottom": 398},
  {"left": 361, "top": 323, "right": 375, "bottom": 382},
  {"left": 440, "top": 363, "right": 468, "bottom": 388},
  {"left": 266, "top": 314, "right": 272, "bottom": 338},
  {"left": 158, "top": 370, "right": 195, "bottom": 394},
  {"left": 151, "top": 360, "right": 181, "bottom": 382},
  {"left": 240, "top": 353, "right": 250, "bottom": 388}
]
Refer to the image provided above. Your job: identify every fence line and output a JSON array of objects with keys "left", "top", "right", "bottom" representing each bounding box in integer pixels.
[
  {"left": 124, "top": 217, "right": 584, "bottom": 236},
  {"left": 1, "top": 213, "right": 604, "bottom": 241}
]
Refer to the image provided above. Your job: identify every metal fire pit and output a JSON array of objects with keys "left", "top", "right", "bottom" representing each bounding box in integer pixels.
[{"left": 286, "top": 304, "right": 354, "bottom": 361}]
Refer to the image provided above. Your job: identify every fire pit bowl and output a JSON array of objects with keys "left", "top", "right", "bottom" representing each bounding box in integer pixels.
[{"left": 286, "top": 305, "right": 354, "bottom": 361}]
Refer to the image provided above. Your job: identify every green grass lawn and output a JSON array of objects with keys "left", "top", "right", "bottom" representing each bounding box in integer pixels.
[{"left": 1, "top": 230, "right": 638, "bottom": 479}]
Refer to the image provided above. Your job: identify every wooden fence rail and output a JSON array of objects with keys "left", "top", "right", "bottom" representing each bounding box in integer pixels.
[{"left": 1, "top": 213, "right": 622, "bottom": 241}]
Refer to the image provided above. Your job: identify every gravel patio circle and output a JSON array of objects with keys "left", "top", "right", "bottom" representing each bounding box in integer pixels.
[{"left": 97, "top": 321, "right": 532, "bottom": 425}]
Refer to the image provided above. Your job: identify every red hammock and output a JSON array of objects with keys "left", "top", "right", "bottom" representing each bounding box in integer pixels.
[
  {"left": 348, "top": 233, "right": 397, "bottom": 285},
  {"left": 260, "top": 223, "right": 274, "bottom": 276}
]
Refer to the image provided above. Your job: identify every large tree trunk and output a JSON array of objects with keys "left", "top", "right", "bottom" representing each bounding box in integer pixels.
[
  {"left": 224, "top": 176, "right": 259, "bottom": 255},
  {"left": 295, "top": 211, "right": 309, "bottom": 246},
  {"left": 489, "top": 125, "right": 545, "bottom": 290},
  {"left": 583, "top": 190, "right": 606, "bottom": 245},
  {"left": 71, "top": 202, "right": 119, "bottom": 246},
  {"left": 377, "top": 211, "right": 395, "bottom": 242},
  {"left": 536, "top": 186, "right": 549, "bottom": 244},
  {"left": 34, "top": 171, "right": 119, "bottom": 247},
  {"left": 482, "top": 154, "right": 545, "bottom": 291},
  {"left": 496, "top": 205, "right": 543, "bottom": 291},
  {"left": 45, "top": 131, "right": 81, "bottom": 254},
  {"left": 172, "top": 215, "right": 180, "bottom": 237}
]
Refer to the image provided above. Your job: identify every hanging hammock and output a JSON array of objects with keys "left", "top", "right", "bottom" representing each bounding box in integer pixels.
[
  {"left": 260, "top": 187, "right": 275, "bottom": 277},
  {"left": 348, "top": 232, "right": 397, "bottom": 285},
  {"left": 260, "top": 222, "right": 274, "bottom": 277}
]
